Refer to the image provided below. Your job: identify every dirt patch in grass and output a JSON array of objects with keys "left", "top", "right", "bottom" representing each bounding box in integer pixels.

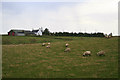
[
  {"left": 9, "top": 64, "right": 20, "bottom": 67},
  {"left": 2, "top": 43, "right": 41, "bottom": 47},
  {"left": 39, "top": 72, "right": 44, "bottom": 77},
  {"left": 39, "top": 60, "right": 49, "bottom": 63},
  {"left": 96, "top": 59, "right": 106, "bottom": 62},
  {"left": 79, "top": 62, "right": 92, "bottom": 66},
  {"left": 54, "top": 38, "right": 73, "bottom": 41},
  {"left": 28, "top": 62, "right": 36, "bottom": 66},
  {"left": 47, "top": 66, "right": 53, "bottom": 70},
  {"left": 53, "top": 68, "right": 61, "bottom": 72}
]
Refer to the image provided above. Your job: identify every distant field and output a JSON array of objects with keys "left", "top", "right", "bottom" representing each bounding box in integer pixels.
[{"left": 2, "top": 36, "right": 119, "bottom": 78}]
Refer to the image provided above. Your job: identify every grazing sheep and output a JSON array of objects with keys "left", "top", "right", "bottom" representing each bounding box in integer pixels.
[
  {"left": 64, "top": 48, "right": 71, "bottom": 52},
  {"left": 65, "top": 43, "right": 69, "bottom": 47},
  {"left": 42, "top": 43, "right": 46, "bottom": 46},
  {"left": 97, "top": 51, "right": 105, "bottom": 56},
  {"left": 48, "top": 42, "right": 50, "bottom": 45},
  {"left": 46, "top": 45, "right": 50, "bottom": 48},
  {"left": 105, "top": 33, "right": 112, "bottom": 38},
  {"left": 104, "top": 34, "right": 108, "bottom": 38},
  {"left": 108, "top": 35, "right": 112, "bottom": 38},
  {"left": 108, "top": 33, "right": 112, "bottom": 38},
  {"left": 83, "top": 51, "right": 91, "bottom": 57}
]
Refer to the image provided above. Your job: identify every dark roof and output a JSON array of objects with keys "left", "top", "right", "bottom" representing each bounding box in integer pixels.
[
  {"left": 9, "top": 29, "right": 31, "bottom": 33},
  {"left": 8, "top": 29, "right": 40, "bottom": 34},
  {"left": 32, "top": 30, "right": 39, "bottom": 32}
]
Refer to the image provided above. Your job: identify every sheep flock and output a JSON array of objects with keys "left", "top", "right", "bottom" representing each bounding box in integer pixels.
[{"left": 41, "top": 42, "right": 105, "bottom": 57}]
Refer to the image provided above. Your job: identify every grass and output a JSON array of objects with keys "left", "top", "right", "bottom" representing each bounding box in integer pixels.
[{"left": 2, "top": 36, "right": 118, "bottom": 78}]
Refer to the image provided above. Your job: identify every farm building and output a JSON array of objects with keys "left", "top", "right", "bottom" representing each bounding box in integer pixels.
[
  {"left": 8, "top": 30, "right": 26, "bottom": 36},
  {"left": 32, "top": 28, "right": 42, "bottom": 36},
  {"left": 8, "top": 28, "right": 42, "bottom": 36}
]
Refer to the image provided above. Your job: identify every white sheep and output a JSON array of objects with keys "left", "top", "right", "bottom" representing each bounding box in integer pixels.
[
  {"left": 104, "top": 34, "right": 108, "bottom": 38},
  {"left": 97, "top": 51, "right": 105, "bottom": 56},
  {"left": 46, "top": 45, "right": 50, "bottom": 48},
  {"left": 105, "top": 33, "right": 112, "bottom": 38},
  {"left": 48, "top": 42, "right": 50, "bottom": 45},
  {"left": 42, "top": 43, "right": 46, "bottom": 46},
  {"left": 64, "top": 48, "right": 71, "bottom": 52},
  {"left": 83, "top": 51, "right": 91, "bottom": 57},
  {"left": 65, "top": 43, "right": 69, "bottom": 47}
]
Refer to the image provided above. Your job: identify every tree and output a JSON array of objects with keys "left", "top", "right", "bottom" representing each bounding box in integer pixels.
[{"left": 43, "top": 28, "right": 50, "bottom": 35}]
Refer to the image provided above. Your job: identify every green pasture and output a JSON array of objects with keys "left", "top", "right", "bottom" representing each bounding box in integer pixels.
[{"left": 2, "top": 36, "right": 118, "bottom": 78}]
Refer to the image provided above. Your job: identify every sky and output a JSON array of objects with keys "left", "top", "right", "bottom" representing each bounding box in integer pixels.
[{"left": 1, "top": 0, "right": 120, "bottom": 36}]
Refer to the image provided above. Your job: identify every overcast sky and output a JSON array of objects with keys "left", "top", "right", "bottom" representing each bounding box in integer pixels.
[{"left": 1, "top": 0, "right": 120, "bottom": 36}]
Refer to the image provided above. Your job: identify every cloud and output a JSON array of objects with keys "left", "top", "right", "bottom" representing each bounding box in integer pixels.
[
  {"left": 2, "top": 0, "right": 119, "bottom": 36},
  {"left": 74, "top": 0, "right": 119, "bottom": 34},
  {"left": 0, "top": 2, "right": 2, "bottom": 34}
]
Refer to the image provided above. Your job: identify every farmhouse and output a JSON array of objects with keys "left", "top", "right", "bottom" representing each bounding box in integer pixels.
[
  {"left": 32, "top": 28, "right": 42, "bottom": 36},
  {"left": 8, "top": 28, "right": 42, "bottom": 36}
]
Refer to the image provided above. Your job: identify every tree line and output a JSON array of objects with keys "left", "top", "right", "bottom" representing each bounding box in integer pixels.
[{"left": 42, "top": 28, "right": 105, "bottom": 37}]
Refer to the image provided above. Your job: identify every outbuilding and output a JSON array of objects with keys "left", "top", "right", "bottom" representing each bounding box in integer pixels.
[
  {"left": 8, "top": 28, "right": 43, "bottom": 36},
  {"left": 8, "top": 30, "right": 25, "bottom": 36}
]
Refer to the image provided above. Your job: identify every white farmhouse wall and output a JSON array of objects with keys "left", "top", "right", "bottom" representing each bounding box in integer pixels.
[{"left": 35, "top": 28, "right": 42, "bottom": 36}]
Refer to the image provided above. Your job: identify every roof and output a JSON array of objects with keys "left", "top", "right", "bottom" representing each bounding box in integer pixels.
[
  {"left": 9, "top": 29, "right": 31, "bottom": 33},
  {"left": 32, "top": 30, "right": 39, "bottom": 32},
  {"left": 8, "top": 29, "right": 41, "bottom": 34}
]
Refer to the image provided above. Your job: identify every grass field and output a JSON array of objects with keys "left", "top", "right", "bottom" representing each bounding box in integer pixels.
[{"left": 2, "top": 36, "right": 119, "bottom": 78}]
